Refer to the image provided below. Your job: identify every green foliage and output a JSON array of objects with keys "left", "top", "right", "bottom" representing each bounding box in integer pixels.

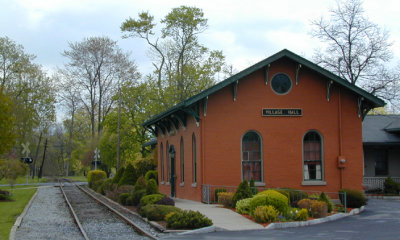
[
  {"left": 145, "top": 170, "right": 158, "bottom": 184},
  {"left": 140, "top": 194, "right": 164, "bottom": 207},
  {"left": 249, "top": 195, "right": 267, "bottom": 216},
  {"left": 131, "top": 189, "right": 146, "bottom": 206},
  {"left": 249, "top": 179, "right": 258, "bottom": 195},
  {"left": 166, "top": 210, "right": 213, "bottom": 229},
  {"left": 257, "top": 190, "right": 289, "bottom": 214},
  {"left": 118, "top": 163, "right": 137, "bottom": 186},
  {"left": 295, "top": 208, "right": 309, "bottom": 221},
  {"left": 113, "top": 167, "right": 125, "bottom": 184},
  {"left": 298, "top": 199, "right": 313, "bottom": 212},
  {"left": 319, "top": 192, "right": 333, "bottom": 213},
  {"left": 87, "top": 170, "right": 107, "bottom": 188},
  {"left": 139, "top": 204, "right": 181, "bottom": 221},
  {"left": 235, "top": 198, "right": 252, "bottom": 215},
  {"left": 145, "top": 179, "right": 159, "bottom": 195},
  {"left": 119, "top": 193, "right": 130, "bottom": 205},
  {"left": 214, "top": 188, "right": 227, "bottom": 202},
  {"left": 99, "top": 178, "right": 114, "bottom": 195},
  {"left": 135, "top": 158, "right": 156, "bottom": 177},
  {"left": 279, "top": 188, "right": 308, "bottom": 207},
  {"left": 339, "top": 188, "right": 367, "bottom": 208},
  {"left": 217, "top": 192, "right": 234, "bottom": 208},
  {"left": 155, "top": 195, "right": 175, "bottom": 206},
  {"left": 311, "top": 200, "right": 328, "bottom": 218},
  {"left": 253, "top": 205, "right": 279, "bottom": 223},
  {"left": 0, "top": 159, "right": 28, "bottom": 184},
  {"left": 134, "top": 176, "right": 147, "bottom": 192},
  {"left": 384, "top": 177, "right": 400, "bottom": 195},
  {"left": 232, "top": 180, "right": 253, "bottom": 207},
  {"left": 0, "top": 92, "right": 16, "bottom": 155}
]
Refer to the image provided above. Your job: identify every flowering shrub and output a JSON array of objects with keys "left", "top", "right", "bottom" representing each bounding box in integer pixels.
[
  {"left": 295, "top": 208, "right": 308, "bottom": 221},
  {"left": 218, "top": 192, "right": 234, "bottom": 207},
  {"left": 235, "top": 198, "right": 252, "bottom": 214},
  {"left": 253, "top": 205, "right": 279, "bottom": 223}
]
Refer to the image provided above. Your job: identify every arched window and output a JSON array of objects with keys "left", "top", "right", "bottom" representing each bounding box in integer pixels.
[
  {"left": 160, "top": 142, "right": 164, "bottom": 182},
  {"left": 166, "top": 141, "right": 170, "bottom": 182},
  {"left": 303, "top": 131, "right": 323, "bottom": 181},
  {"left": 192, "top": 134, "right": 197, "bottom": 183},
  {"left": 180, "top": 137, "right": 184, "bottom": 183},
  {"left": 242, "top": 131, "right": 262, "bottom": 182}
]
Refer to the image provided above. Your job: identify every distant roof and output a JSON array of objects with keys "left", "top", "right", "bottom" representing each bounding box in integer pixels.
[
  {"left": 143, "top": 49, "right": 385, "bottom": 128},
  {"left": 363, "top": 115, "right": 400, "bottom": 145}
]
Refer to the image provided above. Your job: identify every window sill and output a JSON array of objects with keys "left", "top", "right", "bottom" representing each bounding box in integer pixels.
[
  {"left": 160, "top": 181, "right": 165, "bottom": 185},
  {"left": 255, "top": 182, "right": 266, "bottom": 187},
  {"left": 301, "top": 181, "right": 326, "bottom": 186},
  {"left": 180, "top": 182, "right": 184, "bottom": 187},
  {"left": 191, "top": 183, "right": 197, "bottom": 188},
  {"left": 166, "top": 182, "right": 170, "bottom": 186}
]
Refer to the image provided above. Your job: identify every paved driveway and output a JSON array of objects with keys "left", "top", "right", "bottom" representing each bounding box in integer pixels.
[{"left": 164, "top": 199, "right": 400, "bottom": 240}]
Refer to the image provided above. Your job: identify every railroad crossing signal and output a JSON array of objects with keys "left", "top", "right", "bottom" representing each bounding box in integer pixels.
[
  {"left": 20, "top": 157, "right": 33, "bottom": 164},
  {"left": 21, "top": 142, "right": 30, "bottom": 157}
]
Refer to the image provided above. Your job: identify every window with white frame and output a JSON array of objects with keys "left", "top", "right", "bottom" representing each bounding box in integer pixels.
[
  {"left": 242, "top": 131, "right": 262, "bottom": 182},
  {"left": 303, "top": 131, "right": 323, "bottom": 181}
]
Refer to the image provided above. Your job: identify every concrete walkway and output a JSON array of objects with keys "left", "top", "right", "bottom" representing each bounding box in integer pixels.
[{"left": 174, "top": 198, "right": 264, "bottom": 231}]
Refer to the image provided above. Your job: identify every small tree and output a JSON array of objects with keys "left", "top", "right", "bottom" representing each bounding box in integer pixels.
[
  {"left": 232, "top": 180, "right": 253, "bottom": 207},
  {"left": 119, "top": 163, "right": 137, "bottom": 186}
]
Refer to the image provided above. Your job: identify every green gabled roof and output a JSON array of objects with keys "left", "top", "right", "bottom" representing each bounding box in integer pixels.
[{"left": 143, "top": 49, "right": 385, "bottom": 127}]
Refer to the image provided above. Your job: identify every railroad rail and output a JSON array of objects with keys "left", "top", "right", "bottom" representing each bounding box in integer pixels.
[{"left": 59, "top": 179, "right": 157, "bottom": 240}]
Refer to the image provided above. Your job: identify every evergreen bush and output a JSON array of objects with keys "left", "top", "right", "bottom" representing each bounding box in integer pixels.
[
  {"left": 318, "top": 192, "right": 333, "bottom": 213},
  {"left": 295, "top": 208, "right": 308, "bottom": 221},
  {"left": 232, "top": 180, "right": 253, "bottom": 207},
  {"left": 253, "top": 205, "right": 279, "bottom": 223},
  {"left": 145, "top": 170, "right": 158, "bottom": 184},
  {"left": 155, "top": 195, "right": 175, "bottom": 206},
  {"left": 166, "top": 210, "right": 213, "bottom": 229},
  {"left": 257, "top": 190, "right": 289, "bottom": 214},
  {"left": 384, "top": 177, "right": 400, "bottom": 195},
  {"left": 339, "top": 188, "right": 367, "bottom": 208},
  {"left": 112, "top": 167, "right": 125, "bottom": 184},
  {"left": 140, "top": 194, "right": 164, "bottom": 207},
  {"left": 249, "top": 179, "right": 258, "bottom": 195},
  {"left": 99, "top": 178, "right": 113, "bottom": 195},
  {"left": 146, "top": 179, "right": 159, "bottom": 195},
  {"left": 139, "top": 204, "right": 181, "bottom": 221},
  {"left": 214, "top": 188, "right": 227, "bottom": 202},
  {"left": 119, "top": 193, "right": 130, "bottom": 205},
  {"left": 118, "top": 163, "right": 137, "bottom": 186},
  {"left": 310, "top": 200, "right": 328, "bottom": 218},
  {"left": 235, "top": 198, "right": 252, "bottom": 214},
  {"left": 87, "top": 170, "right": 107, "bottom": 189},
  {"left": 131, "top": 189, "right": 146, "bottom": 206},
  {"left": 134, "top": 176, "right": 147, "bottom": 192},
  {"left": 249, "top": 195, "right": 267, "bottom": 215}
]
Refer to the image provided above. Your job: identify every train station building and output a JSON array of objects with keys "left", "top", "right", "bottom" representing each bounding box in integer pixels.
[{"left": 143, "top": 49, "right": 384, "bottom": 202}]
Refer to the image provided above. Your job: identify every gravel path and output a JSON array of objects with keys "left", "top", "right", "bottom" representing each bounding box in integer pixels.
[{"left": 14, "top": 186, "right": 84, "bottom": 240}]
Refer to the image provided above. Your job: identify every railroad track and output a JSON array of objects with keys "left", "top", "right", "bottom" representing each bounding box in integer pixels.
[{"left": 59, "top": 179, "right": 157, "bottom": 240}]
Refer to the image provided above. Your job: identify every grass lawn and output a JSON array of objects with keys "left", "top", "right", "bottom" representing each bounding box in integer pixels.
[
  {"left": 0, "top": 185, "right": 37, "bottom": 240},
  {"left": 64, "top": 175, "right": 87, "bottom": 182},
  {"left": 0, "top": 176, "right": 47, "bottom": 185}
]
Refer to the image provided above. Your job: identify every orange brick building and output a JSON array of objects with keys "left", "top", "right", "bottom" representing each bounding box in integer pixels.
[{"left": 143, "top": 49, "right": 384, "bottom": 202}]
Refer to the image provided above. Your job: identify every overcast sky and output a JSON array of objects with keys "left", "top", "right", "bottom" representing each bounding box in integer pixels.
[{"left": 1, "top": 0, "right": 400, "bottom": 77}]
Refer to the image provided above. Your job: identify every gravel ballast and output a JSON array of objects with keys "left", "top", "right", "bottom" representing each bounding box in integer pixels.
[{"left": 14, "top": 186, "right": 84, "bottom": 240}]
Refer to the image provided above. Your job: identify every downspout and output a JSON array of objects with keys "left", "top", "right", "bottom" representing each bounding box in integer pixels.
[{"left": 338, "top": 88, "right": 343, "bottom": 189}]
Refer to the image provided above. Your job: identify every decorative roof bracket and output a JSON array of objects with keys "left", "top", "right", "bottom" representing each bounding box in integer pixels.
[
  {"left": 203, "top": 96, "right": 208, "bottom": 117},
  {"left": 296, "top": 64, "right": 302, "bottom": 85},
  {"left": 327, "top": 80, "right": 333, "bottom": 101},
  {"left": 171, "top": 113, "right": 186, "bottom": 130},
  {"left": 183, "top": 105, "right": 200, "bottom": 126},
  {"left": 358, "top": 97, "right": 364, "bottom": 118},
  {"left": 233, "top": 80, "right": 238, "bottom": 101},
  {"left": 265, "top": 64, "right": 270, "bottom": 85}
]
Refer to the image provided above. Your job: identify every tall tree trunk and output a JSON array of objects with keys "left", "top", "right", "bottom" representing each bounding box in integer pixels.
[
  {"left": 38, "top": 138, "right": 48, "bottom": 178},
  {"left": 32, "top": 131, "right": 42, "bottom": 179},
  {"left": 66, "top": 108, "right": 74, "bottom": 176}
]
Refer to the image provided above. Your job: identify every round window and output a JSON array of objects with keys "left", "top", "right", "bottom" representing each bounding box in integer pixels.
[{"left": 271, "top": 73, "right": 292, "bottom": 95}]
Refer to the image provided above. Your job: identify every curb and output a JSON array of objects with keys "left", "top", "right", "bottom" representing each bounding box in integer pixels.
[
  {"left": 367, "top": 195, "right": 400, "bottom": 200},
  {"left": 9, "top": 187, "right": 39, "bottom": 240},
  {"left": 177, "top": 226, "right": 219, "bottom": 235},
  {"left": 265, "top": 206, "right": 365, "bottom": 230}
]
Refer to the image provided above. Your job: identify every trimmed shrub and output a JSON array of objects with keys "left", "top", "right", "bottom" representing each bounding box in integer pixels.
[
  {"left": 249, "top": 179, "right": 258, "bottom": 195},
  {"left": 112, "top": 167, "right": 125, "bottom": 184},
  {"left": 319, "top": 192, "right": 333, "bottom": 213},
  {"left": 253, "top": 205, "right": 279, "bottom": 223},
  {"left": 278, "top": 188, "right": 308, "bottom": 207},
  {"left": 232, "top": 180, "right": 253, "bottom": 207},
  {"left": 257, "top": 190, "right": 289, "bottom": 214},
  {"left": 298, "top": 198, "right": 313, "bottom": 213},
  {"left": 235, "top": 198, "right": 252, "bottom": 215},
  {"left": 134, "top": 176, "right": 147, "bottom": 192},
  {"left": 218, "top": 192, "right": 234, "bottom": 208},
  {"left": 139, "top": 204, "right": 181, "bottom": 221},
  {"left": 166, "top": 210, "right": 213, "bottom": 229},
  {"left": 119, "top": 193, "right": 130, "bottom": 205},
  {"left": 165, "top": 212, "right": 176, "bottom": 221},
  {"left": 146, "top": 179, "right": 159, "bottom": 195},
  {"left": 295, "top": 208, "right": 308, "bottom": 221},
  {"left": 249, "top": 195, "right": 267, "bottom": 215},
  {"left": 339, "top": 188, "right": 367, "bottom": 208},
  {"left": 99, "top": 178, "right": 113, "bottom": 195},
  {"left": 311, "top": 200, "right": 328, "bottom": 218},
  {"left": 214, "top": 188, "right": 227, "bottom": 202},
  {"left": 131, "top": 189, "right": 146, "bottom": 206},
  {"left": 118, "top": 163, "right": 137, "bottom": 186},
  {"left": 145, "top": 170, "right": 158, "bottom": 184},
  {"left": 384, "top": 177, "right": 400, "bottom": 195},
  {"left": 87, "top": 170, "right": 107, "bottom": 188},
  {"left": 140, "top": 194, "right": 164, "bottom": 207},
  {"left": 155, "top": 195, "right": 175, "bottom": 206}
]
